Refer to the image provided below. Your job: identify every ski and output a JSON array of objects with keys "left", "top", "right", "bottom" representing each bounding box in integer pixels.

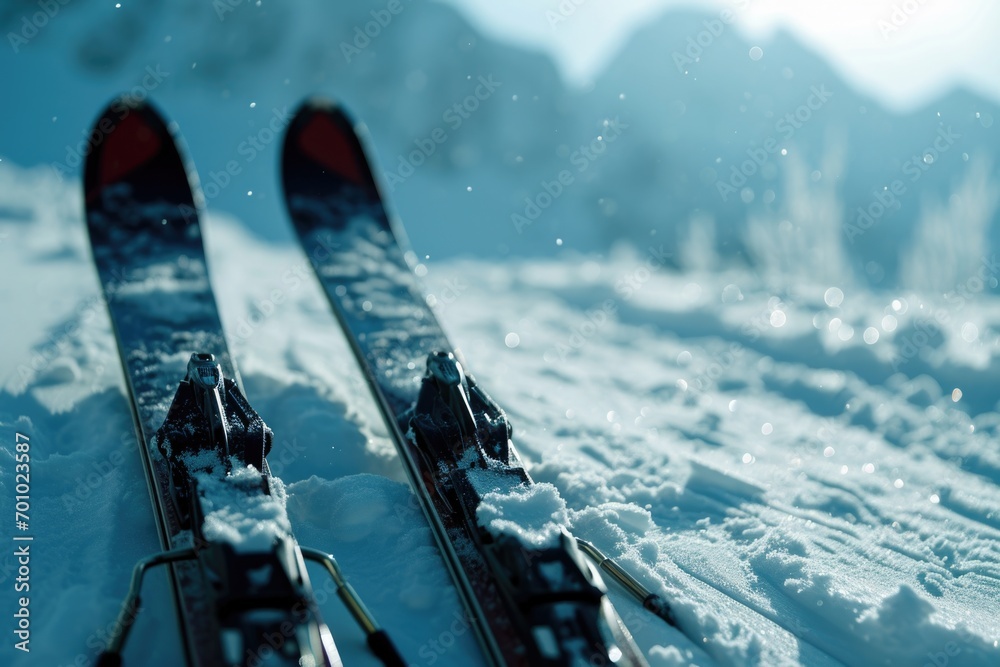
[
  {"left": 281, "top": 98, "right": 660, "bottom": 666},
  {"left": 84, "top": 97, "right": 402, "bottom": 667}
]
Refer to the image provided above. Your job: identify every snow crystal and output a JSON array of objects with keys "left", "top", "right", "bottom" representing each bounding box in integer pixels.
[
  {"left": 195, "top": 463, "right": 292, "bottom": 553},
  {"left": 475, "top": 482, "right": 570, "bottom": 548}
]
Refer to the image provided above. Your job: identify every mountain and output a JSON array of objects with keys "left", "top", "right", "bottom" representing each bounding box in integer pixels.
[
  {"left": 581, "top": 11, "right": 999, "bottom": 288},
  {"left": 1, "top": 1, "right": 997, "bottom": 288}
]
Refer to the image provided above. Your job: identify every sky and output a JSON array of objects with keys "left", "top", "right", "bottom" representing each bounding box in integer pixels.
[{"left": 439, "top": 0, "right": 1000, "bottom": 110}]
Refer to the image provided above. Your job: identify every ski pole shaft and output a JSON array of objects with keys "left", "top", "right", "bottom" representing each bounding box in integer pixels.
[
  {"left": 300, "top": 546, "right": 406, "bottom": 667},
  {"left": 576, "top": 538, "right": 679, "bottom": 627},
  {"left": 98, "top": 547, "right": 198, "bottom": 666}
]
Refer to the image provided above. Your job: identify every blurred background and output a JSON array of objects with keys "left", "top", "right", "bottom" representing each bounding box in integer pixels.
[{"left": 1, "top": 0, "right": 998, "bottom": 289}]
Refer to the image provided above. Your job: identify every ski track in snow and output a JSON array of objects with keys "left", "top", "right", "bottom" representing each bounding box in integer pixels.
[{"left": 2, "top": 164, "right": 1000, "bottom": 667}]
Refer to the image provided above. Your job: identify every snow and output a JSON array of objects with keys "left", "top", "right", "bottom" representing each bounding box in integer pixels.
[
  {"left": 194, "top": 463, "right": 294, "bottom": 553},
  {"left": 475, "top": 481, "right": 569, "bottom": 548},
  {"left": 4, "top": 159, "right": 1000, "bottom": 666},
  {"left": 2, "top": 1, "right": 1000, "bottom": 666}
]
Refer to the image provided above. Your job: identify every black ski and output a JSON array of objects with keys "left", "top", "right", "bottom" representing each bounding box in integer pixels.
[
  {"left": 84, "top": 97, "right": 402, "bottom": 667},
  {"left": 281, "top": 98, "right": 659, "bottom": 666}
]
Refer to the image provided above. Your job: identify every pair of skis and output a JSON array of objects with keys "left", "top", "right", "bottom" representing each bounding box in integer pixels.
[
  {"left": 86, "top": 95, "right": 675, "bottom": 666},
  {"left": 85, "top": 99, "right": 400, "bottom": 667}
]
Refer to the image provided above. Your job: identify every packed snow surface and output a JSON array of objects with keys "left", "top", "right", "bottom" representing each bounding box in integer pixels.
[{"left": 2, "top": 163, "right": 999, "bottom": 667}]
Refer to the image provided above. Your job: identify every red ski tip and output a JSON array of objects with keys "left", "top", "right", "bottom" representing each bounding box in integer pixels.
[
  {"left": 98, "top": 109, "right": 163, "bottom": 190},
  {"left": 298, "top": 112, "right": 367, "bottom": 186}
]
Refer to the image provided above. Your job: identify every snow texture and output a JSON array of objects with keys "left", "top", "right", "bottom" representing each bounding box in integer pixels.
[
  {"left": 3, "top": 161, "right": 1000, "bottom": 666},
  {"left": 475, "top": 480, "right": 569, "bottom": 548},
  {"left": 194, "top": 462, "right": 294, "bottom": 554},
  {"left": 2, "top": 1, "right": 1000, "bottom": 666}
]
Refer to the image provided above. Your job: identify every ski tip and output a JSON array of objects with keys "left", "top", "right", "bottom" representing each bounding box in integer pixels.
[
  {"left": 281, "top": 97, "right": 378, "bottom": 196},
  {"left": 291, "top": 96, "right": 353, "bottom": 128},
  {"left": 83, "top": 95, "right": 196, "bottom": 211},
  {"left": 296, "top": 96, "right": 341, "bottom": 116}
]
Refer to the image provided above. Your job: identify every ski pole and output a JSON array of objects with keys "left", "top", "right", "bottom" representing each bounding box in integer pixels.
[
  {"left": 301, "top": 547, "right": 406, "bottom": 667},
  {"left": 576, "top": 538, "right": 680, "bottom": 627},
  {"left": 96, "top": 547, "right": 198, "bottom": 667}
]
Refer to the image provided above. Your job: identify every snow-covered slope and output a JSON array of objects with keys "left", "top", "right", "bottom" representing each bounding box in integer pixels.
[{"left": 3, "top": 157, "right": 1000, "bottom": 666}]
